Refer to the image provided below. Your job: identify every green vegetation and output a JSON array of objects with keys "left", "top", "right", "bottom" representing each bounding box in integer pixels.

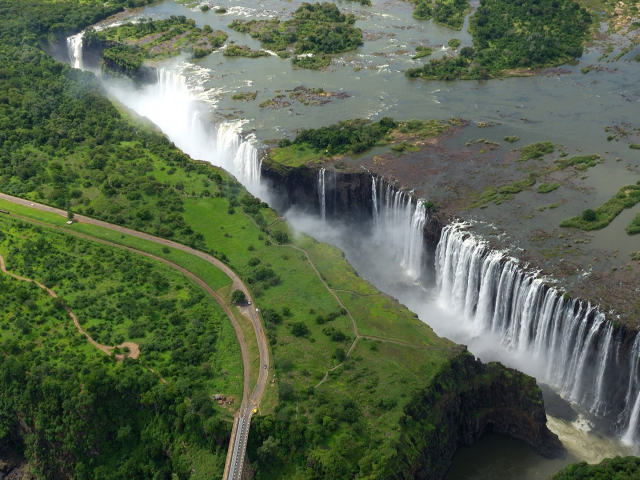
[
  {"left": 552, "top": 456, "right": 640, "bottom": 479},
  {"left": 231, "top": 91, "right": 258, "bottom": 101},
  {"left": 407, "top": 0, "right": 592, "bottom": 79},
  {"left": 413, "top": 45, "right": 433, "bottom": 59},
  {"left": 630, "top": 143, "right": 640, "bottom": 150},
  {"left": 85, "top": 15, "right": 228, "bottom": 74},
  {"left": 517, "top": 141, "right": 555, "bottom": 161},
  {"left": 561, "top": 181, "right": 640, "bottom": 231},
  {"left": 0, "top": 1, "right": 556, "bottom": 477},
  {"left": 223, "top": 44, "right": 270, "bottom": 58},
  {"left": 504, "top": 135, "right": 520, "bottom": 143},
  {"left": 627, "top": 212, "right": 640, "bottom": 235},
  {"left": 555, "top": 154, "right": 599, "bottom": 170},
  {"left": 228, "top": 2, "right": 363, "bottom": 69},
  {"left": 448, "top": 38, "right": 461, "bottom": 48},
  {"left": 266, "top": 118, "right": 449, "bottom": 169},
  {"left": 0, "top": 217, "right": 235, "bottom": 479},
  {"left": 538, "top": 183, "right": 561, "bottom": 193},
  {"left": 469, "top": 173, "right": 538, "bottom": 208},
  {"left": 412, "top": 0, "right": 471, "bottom": 30}
]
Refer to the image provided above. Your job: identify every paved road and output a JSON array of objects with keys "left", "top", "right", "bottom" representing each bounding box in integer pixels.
[{"left": 0, "top": 193, "right": 270, "bottom": 479}]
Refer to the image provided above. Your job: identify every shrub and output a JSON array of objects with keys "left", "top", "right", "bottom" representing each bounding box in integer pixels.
[
  {"left": 231, "top": 289, "right": 246, "bottom": 304},
  {"left": 290, "top": 322, "right": 309, "bottom": 337},
  {"left": 582, "top": 209, "right": 597, "bottom": 222}
]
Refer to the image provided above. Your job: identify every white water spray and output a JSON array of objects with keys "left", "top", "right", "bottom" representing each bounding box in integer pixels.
[
  {"left": 371, "top": 178, "right": 427, "bottom": 280},
  {"left": 435, "top": 222, "right": 638, "bottom": 441},
  {"left": 623, "top": 335, "right": 640, "bottom": 444},
  {"left": 67, "top": 32, "right": 84, "bottom": 69},
  {"left": 318, "top": 168, "right": 326, "bottom": 221}
]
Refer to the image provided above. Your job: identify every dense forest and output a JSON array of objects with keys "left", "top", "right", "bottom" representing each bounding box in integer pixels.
[
  {"left": 412, "top": 0, "right": 471, "bottom": 30},
  {"left": 229, "top": 2, "right": 363, "bottom": 69},
  {"left": 407, "top": 0, "right": 592, "bottom": 79},
  {"left": 552, "top": 456, "right": 640, "bottom": 479},
  {"left": 0, "top": 219, "right": 231, "bottom": 479}
]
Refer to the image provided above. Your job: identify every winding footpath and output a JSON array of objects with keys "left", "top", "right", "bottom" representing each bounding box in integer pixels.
[{"left": 0, "top": 193, "right": 268, "bottom": 480}]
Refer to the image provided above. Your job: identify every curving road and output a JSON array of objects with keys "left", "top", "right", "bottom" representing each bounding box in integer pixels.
[{"left": 0, "top": 193, "right": 269, "bottom": 479}]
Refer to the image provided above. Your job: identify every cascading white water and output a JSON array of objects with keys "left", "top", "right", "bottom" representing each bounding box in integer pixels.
[
  {"left": 371, "top": 178, "right": 427, "bottom": 280},
  {"left": 215, "top": 121, "right": 261, "bottom": 189},
  {"left": 436, "top": 222, "right": 639, "bottom": 440},
  {"left": 623, "top": 335, "right": 640, "bottom": 444},
  {"left": 318, "top": 168, "right": 326, "bottom": 221},
  {"left": 401, "top": 201, "right": 426, "bottom": 278},
  {"left": 372, "top": 177, "right": 379, "bottom": 227},
  {"left": 67, "top": 32, "right": 84, "bottom": 69}
]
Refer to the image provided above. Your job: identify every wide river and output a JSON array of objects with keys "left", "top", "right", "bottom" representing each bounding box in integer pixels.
[{"left": 70, "top": 0, "right": 640, "bottom": 477}]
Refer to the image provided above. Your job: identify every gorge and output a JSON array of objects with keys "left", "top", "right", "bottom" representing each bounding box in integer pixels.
[{"left": 61, "top": 8, "right": 640, "bottom": 471}]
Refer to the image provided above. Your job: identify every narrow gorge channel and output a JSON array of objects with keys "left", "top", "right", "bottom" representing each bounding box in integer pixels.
[{"left": 62, "top": 22, "right": 640, "bottom": 477}]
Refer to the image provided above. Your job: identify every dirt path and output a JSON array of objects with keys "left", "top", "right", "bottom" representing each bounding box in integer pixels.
[{"left": 0, "top": 253, "right": 138, "bottom": 360}]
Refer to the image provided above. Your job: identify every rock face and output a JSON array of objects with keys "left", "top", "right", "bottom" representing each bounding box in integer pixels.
[
  {"left": 384, "top": 353, "right": 565, "bottom": 479},
  {"left": 261, "top": 164, "right": 374, "bottom": 224}
]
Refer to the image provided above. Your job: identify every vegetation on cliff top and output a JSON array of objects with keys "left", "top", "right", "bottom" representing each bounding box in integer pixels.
[
  {"left": 228, "top": 2, "right": 363, "bottom": 69},
  {"left": 407, "top": 0, "right": 592, "bottom": 79},
  {"left": 85, "top": 15, "right": 227, "bottom": 73},
  {"left": 266, "top": 118, "right": 450, "bottom": 169},
  {"left": 552, "top": 455, "right": 640, "bottom": 479}
]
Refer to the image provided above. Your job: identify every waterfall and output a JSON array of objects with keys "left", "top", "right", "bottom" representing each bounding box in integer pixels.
[
  {"left": 318, "top": 168, "right": 326, "bottom": 221},
  {"left": 215, "top": 121, "right": 261, "bottom": 188},
  {"left": 67, "top": 32, "right": 84, "bottom": 69},
  {"left": 623, "top": 335, "right": 640, "bottom": 444},
  {"left": 400, "top": 201, "right": 426, "bottom": 278},
  {"left": 435, "top": 222, "right": 638, "bottom": 439},
  {"left": 372, "top": 177, "right": 379, "bottom": 227},
  {"left": 371, "top": 178, "right": 428, "bottom": 280}
]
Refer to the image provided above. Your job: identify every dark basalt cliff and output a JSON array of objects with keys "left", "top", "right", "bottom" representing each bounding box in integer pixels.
[
  {"left": 383, "top": 352, "right": 564, "bottom": 479},
  {"left": 261, "top": 163, "right": 374, "bottom": 224}
]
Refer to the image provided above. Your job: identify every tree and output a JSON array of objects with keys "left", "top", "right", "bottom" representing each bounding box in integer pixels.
[
  {"left": 582, "top": 209, "right": 597, "bottom": 222},
  {"left": 67, "top": 211, "right": 74, "bottom": 221},
  {"left": 231, "top": 289, "right": 246, "bottom": 304},
  {"left": 257, "top": 436, "right": 281, "bottom": 463},
  {"left": 290, "top": 322, "right": 309, "bottom": 337}
]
